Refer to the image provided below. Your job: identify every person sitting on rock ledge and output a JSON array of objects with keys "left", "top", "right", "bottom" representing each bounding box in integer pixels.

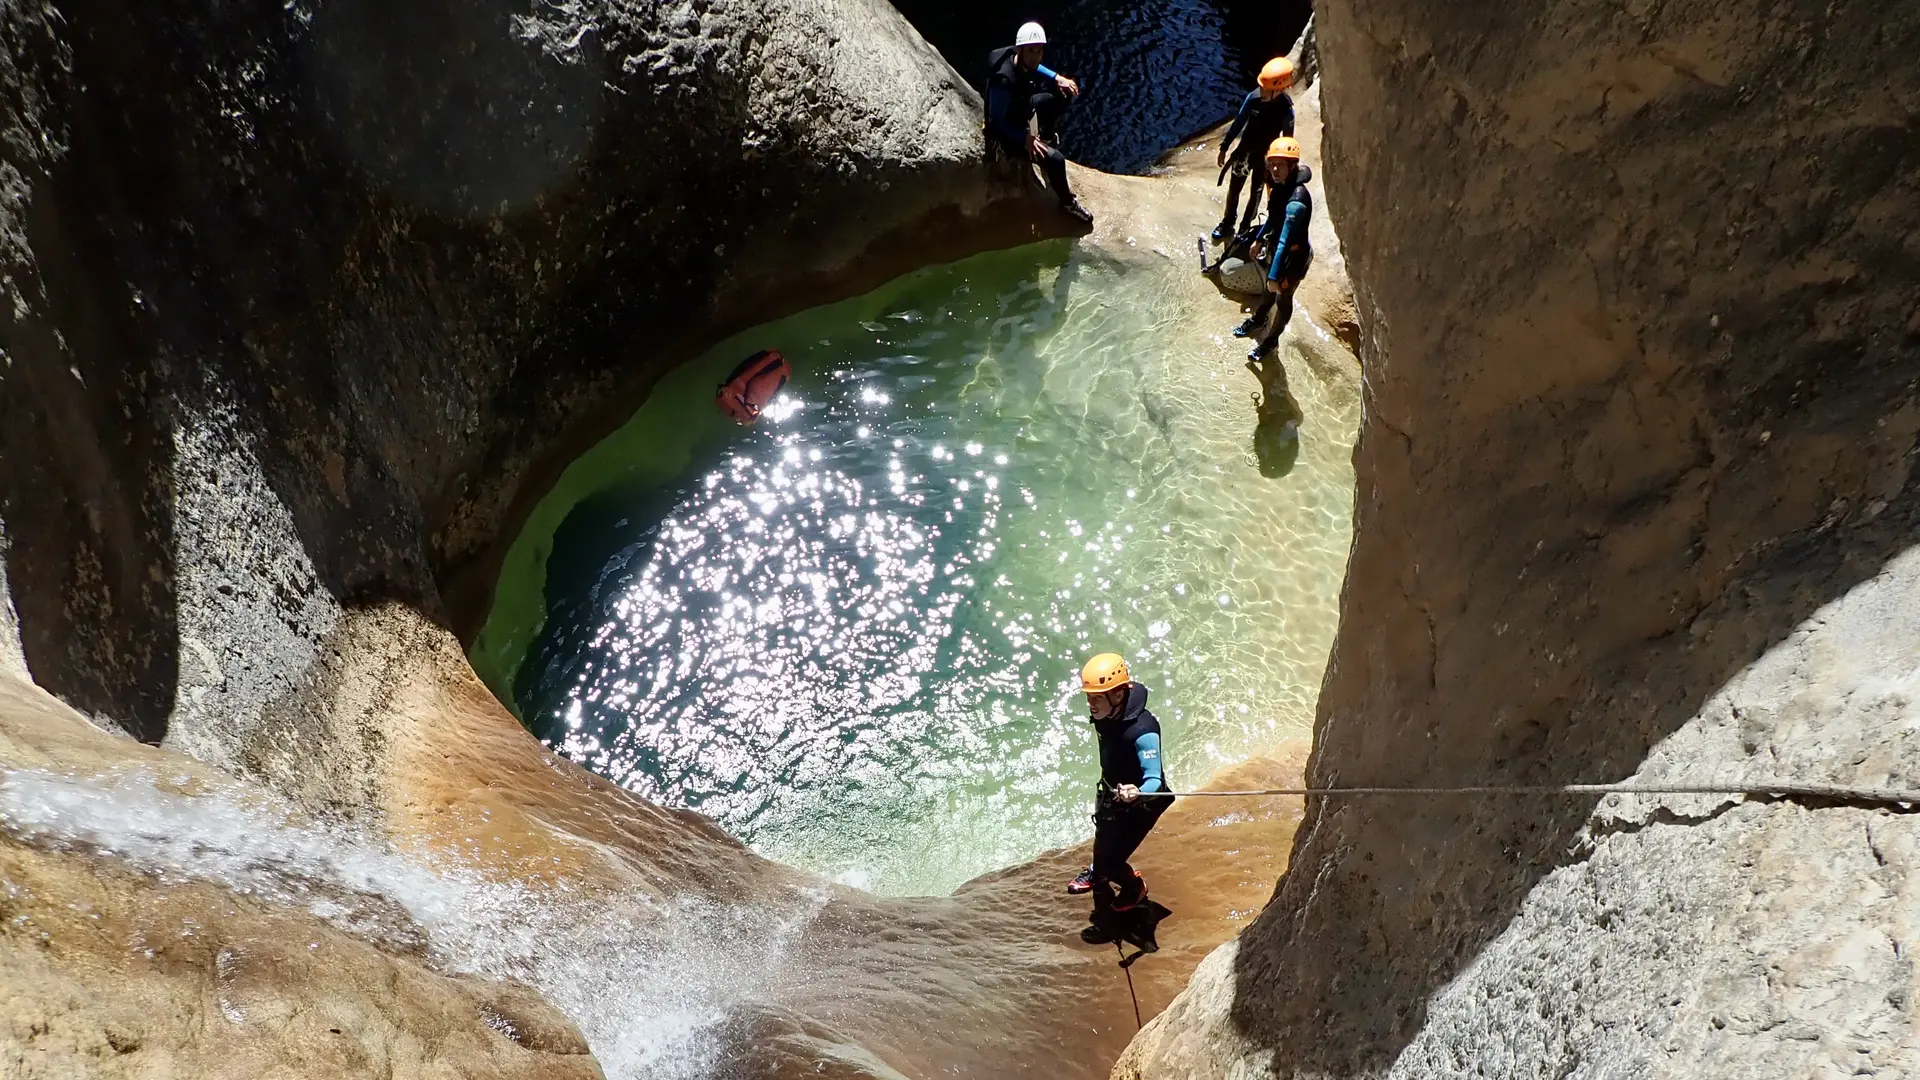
[
  {"left": 1237, "top": 136, "right": 1314, "bottom": 362},
  {"left": 986, "top": 21, "right": 1095, "bottom": 226},
  {"left": 1213, "top": 56, "right": 1297, "bottom": 243}
]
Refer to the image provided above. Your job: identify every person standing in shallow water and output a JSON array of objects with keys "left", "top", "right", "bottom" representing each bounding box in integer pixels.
[
  {"left": 1066, "top": 653, "right": 1173, "bottom": 935},
  {"left": 1238, "top": 136, "right": 1315, "bottom": 362},
  {"left": 986, "top": 21, "right": 1095, "bottom": 225}
]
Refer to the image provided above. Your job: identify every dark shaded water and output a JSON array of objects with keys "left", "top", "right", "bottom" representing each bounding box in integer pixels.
[{"left": 891, "top": 0, "right": 1312, "bottom": 175}]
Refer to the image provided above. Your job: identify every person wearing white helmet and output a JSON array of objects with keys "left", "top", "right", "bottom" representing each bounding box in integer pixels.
[{"left": 986, "top": 21, "right": 1094, "bottom": 225}]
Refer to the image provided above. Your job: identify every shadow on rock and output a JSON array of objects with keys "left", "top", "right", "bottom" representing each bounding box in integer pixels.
[{"left": 1082, "top": 899, "right": 1174, "bottom": 957}]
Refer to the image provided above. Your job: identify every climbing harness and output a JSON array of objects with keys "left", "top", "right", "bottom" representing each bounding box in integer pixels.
[{"left": 1133, "top": 780, "right": 1920, "bottom": 806}]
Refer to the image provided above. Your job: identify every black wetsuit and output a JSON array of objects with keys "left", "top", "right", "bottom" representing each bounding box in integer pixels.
[
  {"left": 1249, "top": 164, "right": 1314, "bottom": 351},
  {"left": 1090, "top": 683, "right": 1173, "bottom": 909},
  {"left": 1218, "top": 91, "right": 1296, "bottom": 233},
  {"left": 987, "top": 46, "right": 1074, "bottom": 203}
]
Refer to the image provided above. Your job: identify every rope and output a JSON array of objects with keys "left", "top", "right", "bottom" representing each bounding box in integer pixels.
[
  {"left": 1115, "top": 941, "right": 1142, "bottom": 1031},
  {"left": 1132, "top": 781, "right": 1920, "bottom": 805}
]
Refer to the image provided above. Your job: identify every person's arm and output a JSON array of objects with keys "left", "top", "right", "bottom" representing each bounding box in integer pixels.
[
  {"left": 1039, "top": 65, "right": 1079, "bottom": 98},
  {"left": 1280, "top": 94, "right": 1297, "bottom": 138},
  {"left": 1220, "top": 93, "right": 1255, "bottom": 155},
  {"left": 986, "top": 82, "right": 1026, "bottom": 145},
  {"left": 1268, "top": 196, "right": 1310, "bottom": 281},
  {"left": 1133, "top": 731, "right": 1164, "bottom": 794}
]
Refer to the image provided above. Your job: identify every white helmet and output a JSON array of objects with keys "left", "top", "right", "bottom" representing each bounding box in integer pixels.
[{"left": 1015, "top": 21, "right": 1047, "bottom": 47}]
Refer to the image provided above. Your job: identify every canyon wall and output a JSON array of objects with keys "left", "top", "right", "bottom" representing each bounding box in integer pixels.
[{"left": 1120, "top": 0, "right": 1920, "bottom": 1075}]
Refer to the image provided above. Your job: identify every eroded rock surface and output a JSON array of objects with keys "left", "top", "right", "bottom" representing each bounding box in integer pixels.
[
  {"left": 0, "top": 676, "right": 603, "bottom": 1080},
  {"left": 1119, "top": 1, "right": 1920, "bottom": 1076}
]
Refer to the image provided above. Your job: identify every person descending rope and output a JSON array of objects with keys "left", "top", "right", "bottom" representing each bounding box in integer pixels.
[
  {"left": 1237, "top": 136, "right": 1314, "bottom": 362},
  {"left": 1068, "top": 653, "right": 1175, "bottom": 942},
  {"left": 986, "top": 22, "right": 1095, "bottom": 225},
  {"left": 1213, "top": 57, "right": 1297, "bottom": 242}
]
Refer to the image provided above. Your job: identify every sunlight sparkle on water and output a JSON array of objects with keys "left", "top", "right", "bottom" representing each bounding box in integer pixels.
[{"left": 513, "top": 246, "right": 1359, "bottom": 895}]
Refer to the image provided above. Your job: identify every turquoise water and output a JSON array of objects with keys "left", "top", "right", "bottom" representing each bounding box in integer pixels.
[{"left": 474, "top": 240, "right": 1358, "bottom": 895}]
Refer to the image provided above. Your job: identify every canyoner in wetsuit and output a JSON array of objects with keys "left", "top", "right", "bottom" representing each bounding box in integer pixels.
[
  {"left": 1213, "top": 56, "right": 1297, "bottom": 242},
  {"left": 986, "top": 22, "right": 1095, "bottom": 225},
  {"left": 1067, "top": 653, "right": 1173, "bottom": 937},
  {"left": 1238, "top": 136, "right": 1314, "bottom": 362}
]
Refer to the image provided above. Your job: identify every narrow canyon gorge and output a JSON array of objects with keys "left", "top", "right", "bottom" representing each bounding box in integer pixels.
[{"left": 4, "top": 0, "right": 1918, "bottom": 1077}]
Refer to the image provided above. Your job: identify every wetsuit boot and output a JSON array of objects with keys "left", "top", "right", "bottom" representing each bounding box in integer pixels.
[
  {"left": 1081, "top": 877, "right": 1120, "bottom": 943},
  {"left": 1113, "top": 870, "right": 1148, "bottom": 911},
  {"left": 1066, "top": 865, "right": 1094, "bottom": 895}
]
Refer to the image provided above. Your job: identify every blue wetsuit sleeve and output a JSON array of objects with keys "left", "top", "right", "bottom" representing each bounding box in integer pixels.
[
  {"left": 1281, "top": 94, "right": 1297, "bottom": 137},
  {"left": 1036, "top": 64, "right": 1056, "bottom": 80},
  {"left": 1221, "top": 92, "right": 1255, "bottom": 153},
  {"left": 986, "top": 83, "right": 1025, "bottom": 145},
  {"left": 1134, "top": 732, "right": 1164, "bottom": 793},
  {"left": 1269, "top": 197, "right": 1310, "bottom": 281}
]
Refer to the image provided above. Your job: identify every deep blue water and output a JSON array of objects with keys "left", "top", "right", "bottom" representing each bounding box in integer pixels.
[{"left": 891, "top": 0, "right": 1313, "bottom": 175}]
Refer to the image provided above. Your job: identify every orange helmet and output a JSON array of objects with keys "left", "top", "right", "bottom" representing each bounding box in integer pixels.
[
  {"left": 1265, "top": 136, "right": 1303, "bottom": 164},
  {"left": 1258, "top": 57, "right": 1295, "bottom": 91},
  {"left": 1081, "top": 653, "right": 1131, "bottom": 695}
]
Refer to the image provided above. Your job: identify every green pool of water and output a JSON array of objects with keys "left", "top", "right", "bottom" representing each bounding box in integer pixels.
[{"left": 471, "top": 240, "right": 1359, "bottom": 896}]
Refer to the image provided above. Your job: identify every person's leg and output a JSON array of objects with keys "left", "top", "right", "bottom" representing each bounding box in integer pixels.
[
  {"left": 1030, "top": 87, "right": 1069, "bottom": 144},
  {"left": 1089, "top": 814, "right": 1131, "bottom": 910},
  {"left": 1239, "top": 168, "right": 1267, "bottom": 233},
  {"left": 1250, "top": 279, "right": 1301, "bottom": 358},
  {"left": 1236, "top": 292, "right": 1277, "bottom": 337},
  {"left": 1109, "top": 802, "right": 1168, "bottom": 907},
  {"left": 1002, "top": 123, "right": 1089, "bottom": 222},
  {"left": 1090, "top": 809, "right": 1151, "bottom": 901},
  {"left": 1218, "top": 162, "right": 1247, "bottom": 237},
  {"left": 1036, "top": 145, "right": 1072, "bottom": 201}
]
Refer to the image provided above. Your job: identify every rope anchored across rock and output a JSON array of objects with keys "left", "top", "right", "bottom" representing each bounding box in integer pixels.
[{"left": 1132, "top": 780, "right": 1920, "bottom": 806}]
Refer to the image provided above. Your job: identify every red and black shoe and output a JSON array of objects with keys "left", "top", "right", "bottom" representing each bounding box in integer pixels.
[
  {"left": 1112, "top": 871, "right": 1149, "bottom": 912},
  {"left": 1066, "top": 865, "right": 1095, "bottom": 895}
]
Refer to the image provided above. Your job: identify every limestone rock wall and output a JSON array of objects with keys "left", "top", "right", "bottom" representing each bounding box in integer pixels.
[{"left": 1120, "top": 1, "right": 1920, "bottom": 1075}]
